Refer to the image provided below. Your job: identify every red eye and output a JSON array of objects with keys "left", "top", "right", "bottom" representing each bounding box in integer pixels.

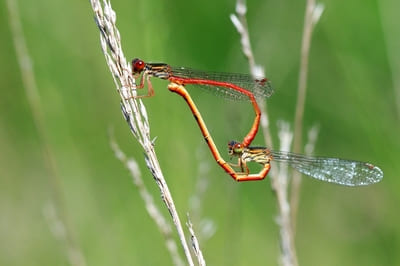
[
  {"left": 234, "top": 143, "right": 242, "bottom": 149},
  {"left": 132, "top": 58, "right": 145, "bottom": 73}
]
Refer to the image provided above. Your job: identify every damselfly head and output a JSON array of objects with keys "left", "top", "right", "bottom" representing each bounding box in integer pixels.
[
  {"left": 132, "top": 58, "right": 145, "bottom": 74},
  {"left": 228, "top": 140, "right": 243, "bottom": 156}
]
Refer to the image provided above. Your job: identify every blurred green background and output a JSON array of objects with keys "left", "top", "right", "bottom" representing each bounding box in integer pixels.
[{"left": 1, "top": 0, "right": 399, "bottom": 265}]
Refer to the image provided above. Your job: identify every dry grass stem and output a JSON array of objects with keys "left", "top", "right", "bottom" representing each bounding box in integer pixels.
[
  {"left": 186, "top": 215, "right": 206, "bottom": 266},
  {"left": 304, "top": 125, "right": 320, "bottom": 156},
  {"left": 274, "top": 122, "right": 297, "bottom": 266},
  {"left": 42, "top": 203, "right": 87, "bottom": 266},
  {"left": 231, "top": 1, "right": 298, "bottom": 265},
  {"left": 231, "top": 0, "right": 323, "bottom": 265},
  {"left": 291, "top": 0, "right": 324, "bottom": 234},
  {"left": 90, "top": 0, "right": 195, "bottom": 264},
  {"left": 6, "top": 0, "right": 86, "bottom": 265},
  {"left": 230, "top": 0, "right": 273, "bottom": 149},
  {"left": 110, "top": 135, "right": 184, "bottom": 266}
]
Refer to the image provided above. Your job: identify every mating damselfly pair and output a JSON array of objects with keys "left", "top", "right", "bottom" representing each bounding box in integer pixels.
[{"left": 130, "top": 58, "right": 383, "bottom": 186}]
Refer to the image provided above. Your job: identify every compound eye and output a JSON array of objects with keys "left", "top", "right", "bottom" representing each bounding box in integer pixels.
[{"left": 132, "top": 58, "right": 145, "bottom": 73}]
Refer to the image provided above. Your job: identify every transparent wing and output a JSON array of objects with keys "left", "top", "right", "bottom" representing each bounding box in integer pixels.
[
  {"left": 170, "top": 66, "right": 274, "bottom": 101},
  {"left": 270, "top": 150, "right": 383, "bottom": 186}
]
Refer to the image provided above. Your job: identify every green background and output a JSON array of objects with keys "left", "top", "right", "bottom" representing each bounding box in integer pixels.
[{"left": 1, "top": 0, "right": 399, "bottom": 265}]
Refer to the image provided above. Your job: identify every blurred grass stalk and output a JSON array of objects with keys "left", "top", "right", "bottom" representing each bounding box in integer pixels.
[
  {"left": 231, "top": 0, "right": 323, "bottom": 265},
  {"left": 109, "top": 135, "right": 185, "bottom": 266},
  {"left": 291, "top": 0, "right": 323, "bottom": 235},
  {"left": 231, "top": 1, "right": 296, "bottom": 265},
  {"left": 89, "top": 0, "right": 199, "bottom": 265},
  {"left": 6, "top": 0, "right": 86, "bottom": 265}
]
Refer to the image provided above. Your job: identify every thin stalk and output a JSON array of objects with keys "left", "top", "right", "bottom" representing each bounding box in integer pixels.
[
  {"left": 6, "top": 0, "right": 86, "bottom": 265},
  {"left": 89, "top": 0, "right": 194, "bottom": 264},
  {"left": 291, "top": 0, "right": 323, "bottom": 235}
]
